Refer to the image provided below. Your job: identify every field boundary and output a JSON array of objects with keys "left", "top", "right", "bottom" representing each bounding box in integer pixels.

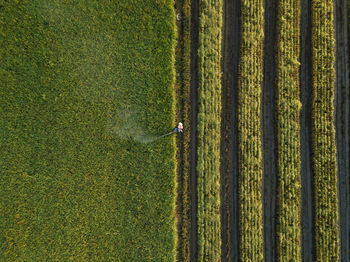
[
  {"left": 174, "top": 0, "right": 192, "bottom": 261},
  {"left": 220, "top": 0, "right": 240, "bottom": 261},
  {"left": 190, "top": 0, "right": 199, "bottom": 260},
  {"left": 262, "top": 0, "right": 277, "bottom": 260},
  {"left": 334, "top": 0, "right": 350, "bottom": 261}
]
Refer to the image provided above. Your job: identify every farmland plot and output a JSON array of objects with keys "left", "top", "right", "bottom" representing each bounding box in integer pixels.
[{"left": 0, "top": 1, "right": 177, "bottom": 261}]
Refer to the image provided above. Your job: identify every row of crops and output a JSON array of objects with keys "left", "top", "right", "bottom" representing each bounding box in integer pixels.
[
  {"left": 193, "top": 0, "right": 341, "bottom": 261},
  {"left": 311, "top": 0, "right": 339, "bottom": 260},
  {"left": 196, "top": 0, "right": 223, "bottom": 261},
  {"left": 275, "top": 0, "right": 301, "bottom": 260},
  {"left": 237, "top": 0, "right": 264, "bottom": 260}
]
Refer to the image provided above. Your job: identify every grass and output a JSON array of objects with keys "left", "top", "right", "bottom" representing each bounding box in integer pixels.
[
  {"left": 237, "top": 0, "right": 264, "bottom": 260},
  {"left": 275, "top": 0, "right": 302, "bottom": 260},
  {"left": 174, "top": 0, "right": 191, "bottom": 260},
  {"left": 0, "top": 0, "right": 177, "bottom": 261},
  {"left": 311, "top": 0, "right": 340, "bottom": 260},
  {"left": 197, "top": 0, "right": 223, "bottom": 261}
]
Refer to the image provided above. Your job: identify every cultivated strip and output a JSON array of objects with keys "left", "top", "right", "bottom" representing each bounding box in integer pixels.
[
  {"left": 197, "top": 0, "right": 223, "bottom": 261},
  {"left": 275, "top": 0, "right": 302, "bottom": 260},
  {"left": 311, "top": 0, "right": 340, "bottom": 260},
  {"left": 238, "top": 0, "right": 264, "bottom": 260}
]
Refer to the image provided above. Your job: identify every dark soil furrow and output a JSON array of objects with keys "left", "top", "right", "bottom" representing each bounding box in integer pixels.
[
  {"left": 174, "top": 0, "right": 191, "bottom": 261},
  {"left": 220, "top": 0, "right": 240, "bottom": 261},
  {"left": 190, "top": 0, "right": 199, "bottom": 261},
  {"left": 300, "top": 0, "right": 315, "bottom": 260},
  {"left": 335, "top": 0, "right": 350, "bottom": 261},
  {"left": 262, "top": 0, "right": 277, "bottom": 261}
]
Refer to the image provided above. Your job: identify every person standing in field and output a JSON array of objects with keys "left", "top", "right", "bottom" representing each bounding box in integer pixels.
[{"left": 167, "top": 122, "right": 183, "bottom": 135}]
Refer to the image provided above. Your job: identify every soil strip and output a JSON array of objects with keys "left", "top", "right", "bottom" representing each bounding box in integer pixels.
[
  {"left": 174, "top": 0, "right": 187, "bottom": 261},
  {"left": 220, "top": 0, "right": 240, "bottom": 261},
  {"left": 300, "top": 0, "right": 315, "bottom": 260},
  {"left": 335, "top": 0, "right": 350, "bottom": 261},
  {"left": 190, "top": 0, "right": 199, "bottom": 260},
  {"left": 262, "top": 0, "right": 277, "bottom": 261}
]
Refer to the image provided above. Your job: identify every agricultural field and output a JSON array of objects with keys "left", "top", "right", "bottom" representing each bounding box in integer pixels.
[
  {"left": 0, "top": 0, "right": 177, "bottom": 261},
  {"left": 1, "top": 0, "right": 350, "bottom": 261},
  {"left": 188, "top": 0, "right": 349, "bottom": 261}
]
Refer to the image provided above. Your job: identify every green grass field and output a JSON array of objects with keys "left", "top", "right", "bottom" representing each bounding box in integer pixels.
[{"left": 0, "top": 1, "right": 176, "bottom": 261}]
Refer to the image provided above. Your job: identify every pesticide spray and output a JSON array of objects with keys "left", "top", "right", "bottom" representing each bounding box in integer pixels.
[
  {"left": 154, "top": 122, "right": 183, "bottom": 140},
  {"left": 109, "top": 107, "right": 183, "bottom": 143}
]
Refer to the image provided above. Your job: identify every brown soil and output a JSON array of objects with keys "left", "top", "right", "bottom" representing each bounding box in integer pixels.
[
  {"left": 300, "top": 0, "right": 316, "bottom": 261},
  {"left": 335, "top": 0, "right": 350, "bottom": 261},
  {"left": 220, "top": 0, "right": 241, "bottom": 261},
  {"left": 262, "top": 0, "right": 278, "bottom": 261}
]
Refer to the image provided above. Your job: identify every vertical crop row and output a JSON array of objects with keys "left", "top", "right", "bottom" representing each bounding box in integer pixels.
[
  {"left": 238, "top": 0, "right": 264, "bottom": 261},
  {"left": 275, "top": 0, "right": 302, "bottom": 260},
  {"left": 311, "top": 0, "right": 340, "bottom": 261},
  {"left": 197, "top": 0, "right": 223, "bottom": 261}
]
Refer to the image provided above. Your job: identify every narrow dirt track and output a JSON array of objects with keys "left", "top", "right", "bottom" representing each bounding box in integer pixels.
[
  {"left": 300, "top": 0, "right": 315, "bottom": 260},
  {"left": 335, "top": 0, "right": 350, "bottom": 261},
  {"left": 190, "top": 0, "right": 199, "bottom": 260},
  {"left": 262, "top": 0, "right": 277, "bottom": 261},
  {"left": 220, "top": 0, "right": 240, "bottom": 261},
  {"left": 174, "top": 1, "right": 188, "bottom": 261}
]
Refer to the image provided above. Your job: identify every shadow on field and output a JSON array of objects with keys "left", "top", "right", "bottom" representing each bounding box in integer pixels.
[
  {"left": 335, "top": 0, "right": 350, "bottom": 261},
  {"left": 300, "top": 0, "right": 315, "bottom": 260},
  {"left": 262, "top": 0, "right": 277, "bottom": 261},
  {"left": 220, "top": 0, "right": 240, "bottom": 261}
]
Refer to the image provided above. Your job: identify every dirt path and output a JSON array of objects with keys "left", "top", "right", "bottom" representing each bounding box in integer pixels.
[
  {"left": 190, "top": 0, "right": 199, "bottom": 260},
  {"left": 220, "top": 0, "right": 240, "bottom": 261},
  {"left": 174, "top": 0, "right": 191, "bottom": 261},
  {"left": 335, "top": 0, "right": 350, "bottom": 261},
  {"left": 262, "top": 0, "right": 277, "bottom": 261},
  {"left": 300, "top": 0, "right": 315, "bottom": 260}
]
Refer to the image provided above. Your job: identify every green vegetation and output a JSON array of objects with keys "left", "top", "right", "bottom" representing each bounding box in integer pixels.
[
  {"left": 197, "top": 0, "right": 223, "bottom": 261},
  {"left": 237, "top": 0, "right": 264, "bottom": 260},
  {"left": 0, "top": 1, "right": 176, "bottom": 261},
  {"left": 174, "top": 0, "right": 191, "bottom": 261},
  {"left": 275, "top": 0, "right": 302, "bottom": 260},
  {"left": 311, "top": 0, "right": 340, "bottom": 261}
]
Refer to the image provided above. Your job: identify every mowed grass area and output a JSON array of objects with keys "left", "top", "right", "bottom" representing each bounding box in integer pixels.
[{"left": 0, "top": 1, "right": 176, "bottom": 261}]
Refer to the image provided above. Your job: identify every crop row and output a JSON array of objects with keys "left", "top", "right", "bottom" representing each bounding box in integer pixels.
[
  {"left": 311, "top": 0, "right": 340, "bottom": 261},
  {"left": 275, "top": 0, "right": 302, "bottom": 260},
  {"left": 237, "top": 0, "right": 264, "bottom": 260},
  {"left": 197, "top": 0, "right": 223, "bottom": 261}
]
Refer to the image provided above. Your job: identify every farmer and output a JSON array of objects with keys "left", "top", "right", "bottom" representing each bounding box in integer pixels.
[
  {"left": 166, "top": 122, "right": 183, "bottom": 135},
  {"left": 173, "top": 122, "right": 183, "bottom": 133}
]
